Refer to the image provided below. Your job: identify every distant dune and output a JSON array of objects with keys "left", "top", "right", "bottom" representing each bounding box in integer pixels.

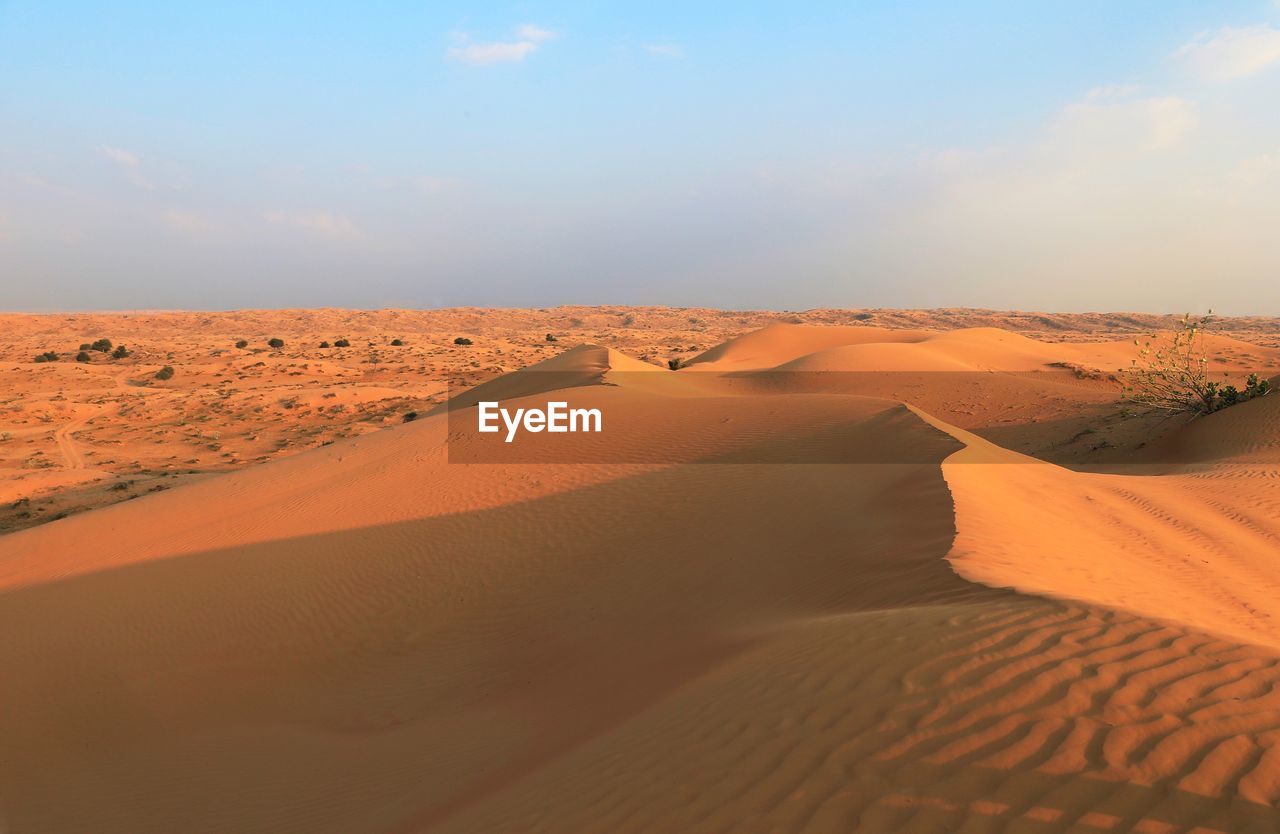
[{"left": 2, "top": 315, "right": 1280, "bottom": 832}]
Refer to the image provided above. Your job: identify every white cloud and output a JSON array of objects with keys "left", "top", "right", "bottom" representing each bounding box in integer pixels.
[
  {"left": 643, "top": 43, "right": 684, "bottom": 59},
  {"left": 515, "top": 24, "right": 556, "bottom": 44},
  {"left": 1177, "top": 24, "right": 1280, "bottom": 80},
  {"left": 95, "top": 145, "right": 160, "bottom": 190},
  {"left": 263, "top": 210, "right": 366, "bottom": 243},
  {"left": 1052, "top": 93, "right": 1197, "bottom": 153},
  {"left": 1084, "top": 84, "right": 1139, "bottom": 101},
  {"left": 447, "top": 24, "right": 558, "bottom": 66},
  {"left": 96, "top": 146, "right": 140, "bottom": 168},
  {"left": 1230, "top": 151, "right": 1280, "bottom": 186}
]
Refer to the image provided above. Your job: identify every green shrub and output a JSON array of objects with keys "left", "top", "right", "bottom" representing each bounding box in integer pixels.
[
  {"left": 545, "top": 333, "right": 557, "bottom": 342},
  {"left": 667, "top": 357, "right": 684, "bottom": 370},
  {"left": 391, "top": 338, "right": 404, "bottom": 346},
  {"left": 1123, "top": 313, "right": 1273, "bottom": 414},
  {"left": 79, "top": 343, "right": 92, "bottom": 351},
  {"left": 111, "top": 345, "right": 130, "bottom": 359},
  {"left": 319, "top": 341, "right": 331, "bottom": 348},
  {"left": 267, "top": 338, "right": 285, "bottom": 349},
  {"left": 76, "top": 351, "right": 91, "bottom": 363},
  {"left": 33, "top": 351, "right": 59, "bottom": 363},
  {"left": 91, "top": 338, "right": 112, "bottom": 353},
  {"left": 155, "top": 365, "right": 175, "bottom": 381},
  {"left": 334, "top": 338, "right": 350, "bottom": 348},
  {"left": 235, "top": 339, "right": 248, "bottom": 349},
  {"left": 454, "top": 337, "right": 473, "bottom": 345},
  {"left": 403, "top": 411, "right": 418, "bottom": 423}
]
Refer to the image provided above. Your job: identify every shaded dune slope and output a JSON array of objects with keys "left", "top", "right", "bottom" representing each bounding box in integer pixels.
[
  {"left": 0, "top": 392, "right": 976, "bottom": 833},
  {"left": 1145, "top": 386, "right": 1280, "bottom": 464}
]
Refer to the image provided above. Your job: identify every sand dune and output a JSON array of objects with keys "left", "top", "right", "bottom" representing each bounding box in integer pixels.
[
  {"left": 1149, "top": 385, "right": 1280, "bottom": 464},
  {"left": 2, "top": 319, "right": 1280, "bottom": 832},
  {"left": 433, "top": 343, "right": 663, "bottom": 414},
  {"left": 910, "top": 405, "right": 1280, "bottom": 652},
  {"left": 684, "top": 324, "right": 933, "bottom": 371},
  {"left": 694, "top": 323, "right": 1277, "bottom": 375}
]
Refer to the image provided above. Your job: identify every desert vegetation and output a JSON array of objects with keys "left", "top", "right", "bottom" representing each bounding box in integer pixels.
[{"left": 1122, "top": 313, "right": 1273, "bottom": 415}]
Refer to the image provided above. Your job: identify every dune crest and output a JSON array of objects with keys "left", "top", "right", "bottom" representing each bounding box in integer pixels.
[
  {"left": 908, "top": 405, "right": 1280, "bottom": 652},
  {"left": 434, "top": 343, "right": 662, "bottom": 414}
]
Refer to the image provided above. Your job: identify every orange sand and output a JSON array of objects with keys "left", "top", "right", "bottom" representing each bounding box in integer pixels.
[{"left": 1, "top": 311, "right": 1280, "bottom": 833}]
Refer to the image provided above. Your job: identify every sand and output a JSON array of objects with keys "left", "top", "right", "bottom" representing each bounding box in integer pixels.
[{"left": 1, "top": 311, "right": 1280, "bottom": 832}]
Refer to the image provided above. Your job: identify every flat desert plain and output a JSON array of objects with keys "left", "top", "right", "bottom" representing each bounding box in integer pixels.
[{"left": 4, "top": 307, "right": 1280, "bottom": 833}]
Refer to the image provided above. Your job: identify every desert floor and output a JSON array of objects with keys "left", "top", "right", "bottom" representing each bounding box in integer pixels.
[{"left": 3, "top": 307, "right": 1280, "bottom": 833}]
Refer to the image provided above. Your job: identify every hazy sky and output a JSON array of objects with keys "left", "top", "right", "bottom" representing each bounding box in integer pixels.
[{"left": 3, "top": 1, "right": 1280, "bottom": 313}]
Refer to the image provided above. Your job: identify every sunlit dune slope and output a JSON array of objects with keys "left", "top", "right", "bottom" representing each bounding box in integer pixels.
[
  {"left": 689, "top": 323, "right": 1280, "bottom": 375},
  {"left": 910, "top": 405, "right": 1280, "bottom": 652}
]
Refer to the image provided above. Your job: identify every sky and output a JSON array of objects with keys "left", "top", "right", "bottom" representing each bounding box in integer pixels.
[{"left": 2, "top": 1, "right": 1280, "bottom": 313}]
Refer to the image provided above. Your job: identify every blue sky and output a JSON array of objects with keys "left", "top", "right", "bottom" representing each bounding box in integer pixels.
[{"left": 3, "top": 1, "right": 1280, "bottom": 312}]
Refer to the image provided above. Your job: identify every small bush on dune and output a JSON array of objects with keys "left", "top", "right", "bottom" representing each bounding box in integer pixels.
[
  {"left": 33, "top": 351, "right": 59, "bottom": 363},
  {"left": 319, "top": 341, "right": 331, "bottom": 348},
  {"left": 91, "top": 338, "right": 112, "bottom": 353},
  {"left": 668, "top": 357, "right": 684, "bottom": 370},
  {"left": 454, "top": 337, "right": 472, "bottom": 346},
  {"left": 403, "top": 411, "right": 418, "bottom": 423},
  {"left": 79, "top": 343, "right": 92, "bottom": 351},
  {"left": 545, "top": 333, "right": 557, "bottom": 342},
  {"left": 76, "top": 351, "right": 91, "bottom": 363},
  {"left": 334, "top": 338, "right": 350, "bottom": 348},
  {"left": 112, "top": 345, "right": 130, "bottom": 359},
  {"left": 391, "top": 338, "right": 404, "bottom": 346},
  {"left": 1122, "top": 312, "right": 1272, "bottom": 415},
  {"left": 235, "top": 339, "right": 248, "bottom": 349},
  {"left": 154, "top": 365, "right": 175, "bottom": 381},
  {"left": 267, "top": 338, "right": 285, "bottom": 349}
]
